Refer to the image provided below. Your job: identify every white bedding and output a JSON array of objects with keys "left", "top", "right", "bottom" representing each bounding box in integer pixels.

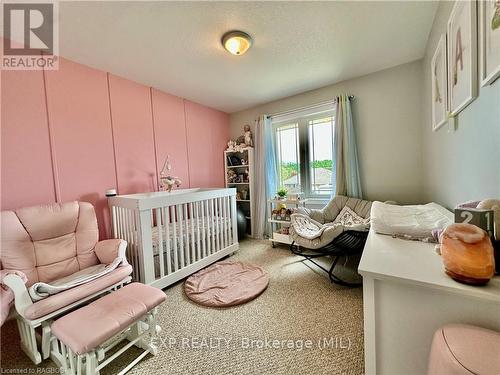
[
  {"left": 370, "top": 201, "right": 453, "bottom": 238},
  {"left": 128, "top": 217, "right": 231, "bottom": 276},
  {"left": 150, "top": 217, "right": 230, "bottom": 253}
]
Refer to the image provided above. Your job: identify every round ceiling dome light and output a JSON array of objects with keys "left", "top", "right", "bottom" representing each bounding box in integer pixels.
[{"left": 221, "top": 31, "right": 252, "bottom": 56}]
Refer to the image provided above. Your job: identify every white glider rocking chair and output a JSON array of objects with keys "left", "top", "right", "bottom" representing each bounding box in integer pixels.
[
  {"left": 289, "top": 195, "right": 372, "bottom": 286},
  {"left": 0, "top": 201, "right": 132, "bottom": 364}
]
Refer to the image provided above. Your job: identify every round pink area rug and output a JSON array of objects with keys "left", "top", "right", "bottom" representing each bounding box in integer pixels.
[{"left": 184, "top": 261, "right": 269, "bottom": 307}]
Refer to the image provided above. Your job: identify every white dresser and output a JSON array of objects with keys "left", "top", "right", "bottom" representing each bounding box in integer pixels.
[{"left": 358, "top": 230, "right": 500, "bottom": 375}]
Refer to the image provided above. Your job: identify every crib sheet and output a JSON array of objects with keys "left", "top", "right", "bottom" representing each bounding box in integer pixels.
[{"left": 126, "top": 216, "right": 231, "bottom": 277}]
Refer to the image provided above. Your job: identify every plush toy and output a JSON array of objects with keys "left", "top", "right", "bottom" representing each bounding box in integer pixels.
[{"left": 227, "top": 170, "right": 237, "bottom": 183}]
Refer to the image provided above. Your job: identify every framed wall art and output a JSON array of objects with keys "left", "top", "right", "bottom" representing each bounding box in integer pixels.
[
  {"left": 447, "top": 0, "right": 478, "bottom": 115},
  {"left": 431, "top": 34, "right": 448, "bottom": 131},
  {"left": 480, "top": 0, "right": 500, "bottom": 86}
]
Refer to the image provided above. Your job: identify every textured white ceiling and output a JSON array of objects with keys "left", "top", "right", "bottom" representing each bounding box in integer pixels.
[{"left": 54, "top": 1, "right": 438, "bottom": 113}]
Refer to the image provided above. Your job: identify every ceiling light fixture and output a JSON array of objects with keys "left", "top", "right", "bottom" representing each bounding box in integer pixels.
[{"left": 221, "top": 31, "right": 252, "bottom": 56}]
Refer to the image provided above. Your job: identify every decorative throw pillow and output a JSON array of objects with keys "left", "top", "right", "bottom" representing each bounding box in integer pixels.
[{"left": 333, "top": 206, "right": 369, "bottom": 227}]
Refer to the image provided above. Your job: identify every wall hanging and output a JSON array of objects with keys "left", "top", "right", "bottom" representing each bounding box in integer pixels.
[
  {"left": 431, "top": 34, "right": 448, "bottom": 131},
  {"left": 447, "top": 0, "right": 478, "bottom": 115},
  {"left": 480, "top": 0, "right": 500, "bottom": 86}
]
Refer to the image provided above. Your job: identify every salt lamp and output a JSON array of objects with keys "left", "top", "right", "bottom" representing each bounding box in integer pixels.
[{"left": 441, "top": 223, "right": 495, "bottom": 285}]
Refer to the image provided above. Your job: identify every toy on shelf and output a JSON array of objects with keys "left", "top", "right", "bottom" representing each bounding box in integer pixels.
[
  {"left": 225, "top": 124, "right": 254, "bottom": 152},
  {"left": 271, "top": 207, "right": 294, "bottom": 221},
  {"left": 236, "top": 189, "right": 251, "bottom": 201},
  {"left": 243, "top": 124, "right": 253, "bottom": 147},
  {"left": 280, "top": 227, "right": 290, "bottom": 235},
  {"left": 227, "top": 170, "right": 237, "bottom": 183}
]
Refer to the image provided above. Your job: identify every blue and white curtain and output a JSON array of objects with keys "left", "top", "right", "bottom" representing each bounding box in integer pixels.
[
  {"left": 254, "top": 115, "right": 278, "bottom": 239},
  {"left": 333, "top": 95, "right": 362, "bottom": 198}
]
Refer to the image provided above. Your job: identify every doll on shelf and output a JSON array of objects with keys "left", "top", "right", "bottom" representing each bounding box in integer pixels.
[{"left": 243, "top": 124, "right": 253, "bottom": 147}]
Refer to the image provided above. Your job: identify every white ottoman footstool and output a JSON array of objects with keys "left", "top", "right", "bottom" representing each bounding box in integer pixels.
[{"left": 50, "top": 283, "right": 166, "bottom": 375}]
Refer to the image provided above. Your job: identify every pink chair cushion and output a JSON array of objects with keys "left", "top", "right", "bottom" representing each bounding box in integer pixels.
[
  {"left": 24, "top": 265, "right": 132, "bottom": 320},
  {"left": 428, "top": 324, "right": 500, "bottom": 374},
  {"left": 1, "top": 202, "right": 100, "bottom": 286},
  {"left": 94, "top": 239, "right": 124, "bottom": 265},
  {"left": 51, "top": 283, "right": 166, "bottom": 355}
]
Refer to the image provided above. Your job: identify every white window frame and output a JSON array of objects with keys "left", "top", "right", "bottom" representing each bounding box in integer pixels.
[{"left": 272, "top": 108, "right": 335, "bottom": 199}]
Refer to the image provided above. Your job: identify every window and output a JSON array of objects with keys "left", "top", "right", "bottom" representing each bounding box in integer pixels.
[
  {"left": 276, "top": 123, "right": 301, "bottom": 193},
  {"left": 273, "top": 110, "right": 335, "bottom": 198}
]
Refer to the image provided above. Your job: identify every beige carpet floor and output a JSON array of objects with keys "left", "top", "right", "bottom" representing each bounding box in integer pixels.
[{"left": 0, "top": 239, "right": 364, "bottom": 375}]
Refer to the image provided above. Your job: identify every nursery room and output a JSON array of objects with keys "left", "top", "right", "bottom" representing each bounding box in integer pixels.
[{"left": 1, "top": 1, "right": 499, "bottom": 374}]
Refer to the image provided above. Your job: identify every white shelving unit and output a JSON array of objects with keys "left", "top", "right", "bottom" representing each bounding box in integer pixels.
[
  {"left": 224, "top": 147, "right": 254, "bottom": 237},
  {"left": 267, "top": 198, "right": 308, "bottom": 247}
]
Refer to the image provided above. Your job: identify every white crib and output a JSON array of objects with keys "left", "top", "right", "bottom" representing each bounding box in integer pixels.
[{"left": 108, "top": 188, "right": 239, "bottom": 289}]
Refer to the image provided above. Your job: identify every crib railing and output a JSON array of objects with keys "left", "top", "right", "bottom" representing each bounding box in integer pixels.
[{"left": 108, "top": 188, "right": 239, "bottom": 289}]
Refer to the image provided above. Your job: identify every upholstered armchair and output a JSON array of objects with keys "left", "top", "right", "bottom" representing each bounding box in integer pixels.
[
  {"left": 289, "top": 195, "right": 372, "bottom": 286},
  {"left": 0, "top": 201, "right": 132, "bottom": 364},
  {"left": 290, "top": 195, "right": 372, "bottom": 249}
]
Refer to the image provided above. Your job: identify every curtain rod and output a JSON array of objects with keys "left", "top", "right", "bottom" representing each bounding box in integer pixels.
[{"left": 268, "top": 95, "right": 354, "bottom": 119}]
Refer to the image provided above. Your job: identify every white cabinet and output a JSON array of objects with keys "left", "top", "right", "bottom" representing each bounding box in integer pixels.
[{"left": 358, "top": 231, "right": 500, "bottom": 375}]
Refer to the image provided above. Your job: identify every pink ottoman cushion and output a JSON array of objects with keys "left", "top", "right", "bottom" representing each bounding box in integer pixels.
[
  {"left": 428, "top": 324, "right": 500, "bottom": 375},
  {"left": 51, "top": 283, "right": 165, "bottom": 354}
]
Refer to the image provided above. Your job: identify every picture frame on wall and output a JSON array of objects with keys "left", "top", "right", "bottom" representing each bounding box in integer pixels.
[
  {"left": 447, "top": 0, "right": 478, "bottom": 115},
  {"left": 479, "top": 0, "right": 500, "bottom": 86},
  {"left": 431, "top": 34, "right": 448, "bottom": 131}
]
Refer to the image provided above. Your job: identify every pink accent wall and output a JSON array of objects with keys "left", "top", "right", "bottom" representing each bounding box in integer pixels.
[
  {"left": 108, "top": 74, "right": 157, "bottom": 195},
  {"left": 151, "top": 89, "right": 190, "bottom": 188},
  {"left": 0, "top": 69, "right": 56, "bottom": 210},
  {"left": 210, "top": 111, "right": 230, "bottom": 187},
  {"left": 185, "top": 101, "right": 229, "bottom": 188},
  {"left": 0, "top": 53, "right": 229, "bottom": 238},
  {"left": 44, "top": 58, "right": 117, "bottom": 239}
]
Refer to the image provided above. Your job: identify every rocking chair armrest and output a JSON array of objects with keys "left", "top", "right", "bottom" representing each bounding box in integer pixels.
[
  {"left": 95, "top": 239, "right": 128, "bottom": 265},
  {"left": 3, "top": 272, "right": 33, "bottom": 318}
]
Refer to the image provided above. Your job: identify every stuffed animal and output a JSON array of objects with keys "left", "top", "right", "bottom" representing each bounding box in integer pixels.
[
  {"left": 227, "top": 140, "right": 236, "bottom": 151},
  {"left": 227, "top": 170, "right": 237, "bottom": 183}
]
